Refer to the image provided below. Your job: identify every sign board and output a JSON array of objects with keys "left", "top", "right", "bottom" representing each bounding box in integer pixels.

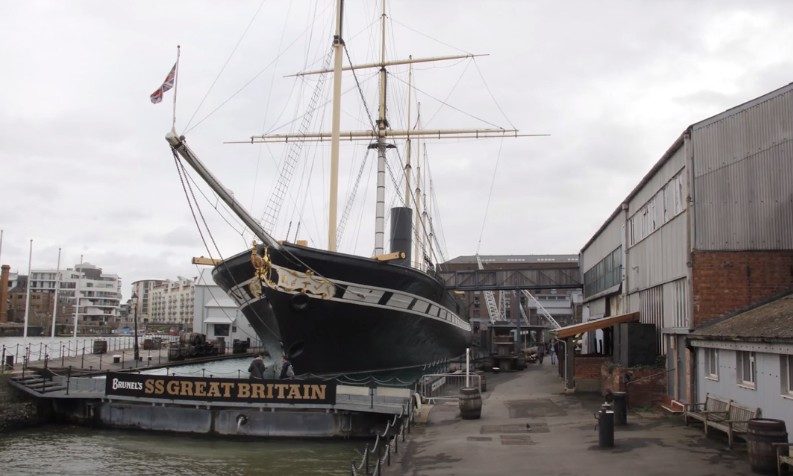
[{"left": 105, "top": 372, "right": 336, "bottom": 405}]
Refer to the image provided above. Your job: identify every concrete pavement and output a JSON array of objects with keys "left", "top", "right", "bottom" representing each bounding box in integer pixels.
[{"left": 390, "top": 362, "right": 752, "bottom": 475}]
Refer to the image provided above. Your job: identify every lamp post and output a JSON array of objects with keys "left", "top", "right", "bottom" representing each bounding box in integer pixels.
[{"left": 132, "top": 292, "right": 140, "bottom": 364}]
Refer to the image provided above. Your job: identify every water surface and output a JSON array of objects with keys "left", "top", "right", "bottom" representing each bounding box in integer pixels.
[{"left": 0, "top": 425, "right": 359, "bottom": 475}]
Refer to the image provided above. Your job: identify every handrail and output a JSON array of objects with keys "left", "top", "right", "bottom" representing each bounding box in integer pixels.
[{"left": 349, "top": 397, "right": 415, "bottom": 474}]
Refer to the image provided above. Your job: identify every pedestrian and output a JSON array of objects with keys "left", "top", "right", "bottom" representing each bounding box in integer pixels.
[
  {"left": 279, "top": 355, "right": 295, "bottom": 379},
  {"left": 536, "top": 342, "right": 545, "bottom": 364},
  {"left": 248, "top": 352, "right": 266, "bottom": 380},
  {"left": 549, "top": 340, "right": 557, "bottom": 364}
]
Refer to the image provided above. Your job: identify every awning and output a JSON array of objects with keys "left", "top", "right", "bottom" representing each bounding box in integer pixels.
[
  {"left": 204, "top": 316, "right": 235, "bottom": 324},
  {"left": 552, "top": 311, "right": 640, "bottom": 339}
]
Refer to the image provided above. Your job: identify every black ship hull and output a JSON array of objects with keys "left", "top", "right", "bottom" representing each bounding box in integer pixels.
[{"left": 212, "top": 243, "right": 471, "bottom": 375}]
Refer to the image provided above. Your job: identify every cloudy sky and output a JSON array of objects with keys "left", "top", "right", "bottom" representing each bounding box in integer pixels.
[{"left": 1, "top": 0, "right": 791, "bottom": 299}]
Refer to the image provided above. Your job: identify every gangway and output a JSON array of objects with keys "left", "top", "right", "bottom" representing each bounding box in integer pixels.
[
  {"left": 476, "top": 255, "right": 503, "bottom": 323},
  {"left": 520, "top": 289, "right": 561, "bottom": 329}
]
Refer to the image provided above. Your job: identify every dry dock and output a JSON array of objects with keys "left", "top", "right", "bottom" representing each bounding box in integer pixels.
[{"left": 389, "top": 363, "right": 752, "bottom": 475}]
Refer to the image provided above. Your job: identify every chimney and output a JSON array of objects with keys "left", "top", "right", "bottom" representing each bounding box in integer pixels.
[{"left": 0, "top": 265, "right": 10, "bottom": 322}]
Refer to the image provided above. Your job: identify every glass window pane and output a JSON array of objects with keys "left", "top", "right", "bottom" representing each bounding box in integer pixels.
[{"left": 787, "top": 356, "right": 793, "bottom": 393}]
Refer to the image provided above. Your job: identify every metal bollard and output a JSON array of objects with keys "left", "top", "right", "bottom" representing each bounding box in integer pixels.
[{"left": 596, "top": 403, "right": 615, "bottom": 448}]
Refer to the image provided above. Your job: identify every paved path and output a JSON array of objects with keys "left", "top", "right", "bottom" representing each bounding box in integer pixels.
[{"left": 390, "top": 363, "right": 752, "bottom": 475}]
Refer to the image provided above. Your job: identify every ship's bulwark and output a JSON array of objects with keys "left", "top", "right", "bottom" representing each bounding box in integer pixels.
[{"left": 212, "top": 243, "right": 471, "bottom": 375}]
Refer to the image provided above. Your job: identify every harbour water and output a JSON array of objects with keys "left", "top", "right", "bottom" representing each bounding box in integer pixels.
[{"left": 0, "top": 424, "right": 360, "bottom": 475}]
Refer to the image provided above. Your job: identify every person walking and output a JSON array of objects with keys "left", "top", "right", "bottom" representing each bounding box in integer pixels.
[
  {"left": 279, "top": 355, "right": 295, "bottom": 379},
  {"left": 549, "top": 340, "right": 557, "bottom": 364},
  {"left": 248, "top": 352, "right": 266, "bottom": 380},
  {"left": 536, "top": 342, "right": 546, "bottom": 364}
]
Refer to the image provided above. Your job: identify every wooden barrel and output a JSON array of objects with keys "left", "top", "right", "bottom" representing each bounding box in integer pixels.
[
  {"left": 747, "top": 418, "right": 787, "bottom": 473},
  {"left": 459, "top": 387, "right": 482, "bottom": 420},
  {"left": 92, "top": 340, "right": 107, "bottom": 355},
  {"left": 168, "top": 345, "right": 181, "bottom": 361}
]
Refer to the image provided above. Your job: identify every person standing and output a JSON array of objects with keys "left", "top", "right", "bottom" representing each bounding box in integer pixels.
[
  {"left": 549, "top": 340, "right": 557, "bottom": 364},
  {"left": 279, "top": 355, "right": 295, "bottom": 379},
  {"left": 248, "top": 353, "right": 266, "bottom": 380},
  {"left": 536, "top": 342, "right": 546, "bottom": 364}
]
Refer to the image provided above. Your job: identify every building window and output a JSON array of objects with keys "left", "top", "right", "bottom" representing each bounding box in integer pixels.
[
  {"left": 736, "top": 351, "right": 756, "bottom": 388},
  {"left": 705, "top": 348, "right": 718, "bottom": 380},
  {"left": 782, "top": 354, "right": 793, "bottom": 397},
  {"left": 214, "top": 324, "right": 230, "bottom": 337}
]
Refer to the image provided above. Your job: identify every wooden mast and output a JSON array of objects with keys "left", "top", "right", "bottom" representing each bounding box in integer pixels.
[
  {"left": 373, "top": 0, "right": 388, "bottom": 255},
  {"left": 328, "top": 0, "right": 344, "bottom": 252}
]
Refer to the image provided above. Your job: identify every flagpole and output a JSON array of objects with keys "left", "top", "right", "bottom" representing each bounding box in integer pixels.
[{"left": 172, "top": 45, "right": 180, "bottom": 133}]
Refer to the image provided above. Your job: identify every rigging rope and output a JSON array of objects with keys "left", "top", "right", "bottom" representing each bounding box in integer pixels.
[
  {"left": 171, "top": 150, "right": 281, "bottom": 340},
  {"left": 184, "top": 0, "right": 269, "bottom": 131},
  {"left": 387, "top": 71, "right": 505, "bottom": 130},
  {"left": 475, "top": 136, "right": 506, "bottom": 255}
]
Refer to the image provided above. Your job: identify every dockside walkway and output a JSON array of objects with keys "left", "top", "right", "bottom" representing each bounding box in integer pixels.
[{"left": 390, "top": 362, "right": 752, "bottom": 475}]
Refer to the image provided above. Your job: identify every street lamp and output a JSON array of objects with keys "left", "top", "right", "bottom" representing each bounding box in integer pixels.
[{"left": 132, "top": 292, "right": 140, "bottom": 364}]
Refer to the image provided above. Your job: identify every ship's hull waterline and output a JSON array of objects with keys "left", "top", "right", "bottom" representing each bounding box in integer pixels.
[{"left": 212, "top": 243, "right": 472, "bottom": 375}]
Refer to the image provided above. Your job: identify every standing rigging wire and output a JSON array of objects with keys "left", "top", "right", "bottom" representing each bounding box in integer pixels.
[
  {"left": 388, "top": 71, "right": 505, "bottom": 129},
  {"left": 352, "top": 155, "right": 377, "bottom": 254},
  {"left": 172, "top": 150, "right": 282, "bottom": 340},
  {"left": 336, "top": 148, "right": 372, "bottom": 245},
  {"left": 472, "top": 58, "right": 517, "bottom": 130},
  {"left": 250, "top": 0, "right": 297, "bottom": 213},
  {"left": 183, "top": 0, "right": 269, "bottom": 132},
  {"left": 475, "top": 135, "right": 506, "bottom": 256}
]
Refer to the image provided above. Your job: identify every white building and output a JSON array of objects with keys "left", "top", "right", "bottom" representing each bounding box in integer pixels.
[
  {"left": 30, "top": 263, "right": 122, "bottom": 330},
  {"left": 689, "top": 293, "right": 793, "bottom": 435},
  {"left": 149, "top": 277, "right": 195, "bottom": 328},
  {"left": 193, "top": 269, "right": 258, "bottom": 345},
  {"left": 130, "top": 279, "right": 165, "bottom": 325}
]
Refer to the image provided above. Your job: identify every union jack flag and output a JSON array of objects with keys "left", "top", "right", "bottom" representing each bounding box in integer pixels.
[{"left": 150, "top": 62, "right": 177, "bottom": 104}]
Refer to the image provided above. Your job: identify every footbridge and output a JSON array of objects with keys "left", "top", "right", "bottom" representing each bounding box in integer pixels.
[{"left": 439, "top": 254, "right": 581, "bottom": 291}]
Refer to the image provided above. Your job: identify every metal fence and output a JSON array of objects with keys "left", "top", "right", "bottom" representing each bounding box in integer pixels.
[{"left": 418, "top": 373, "right": 481, "bottom": 403}]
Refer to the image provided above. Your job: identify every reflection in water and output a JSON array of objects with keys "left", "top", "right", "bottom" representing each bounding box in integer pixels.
[{"left": 0, "top": 425, "right": 359, "bottom": 476}]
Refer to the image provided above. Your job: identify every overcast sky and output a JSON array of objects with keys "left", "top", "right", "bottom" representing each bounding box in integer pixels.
[{"left": 1, "top": 0, "right": 791, "bottom": 300}]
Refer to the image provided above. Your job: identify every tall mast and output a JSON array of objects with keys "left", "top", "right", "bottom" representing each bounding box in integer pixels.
[
  {"left": 328, "top": 0, "right": 345, "bottom": 252},
  {"left": 413, "top": 103, "right": 422, "bottom": 269},
  {"left": 404, "top": 57, "right": 413, "bottom": 210},
  {"left": 373, "top": 0, "right": 388, "bottom": 255}
]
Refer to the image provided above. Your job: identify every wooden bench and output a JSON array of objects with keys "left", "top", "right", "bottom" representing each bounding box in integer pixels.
[
  {"left": 706, "top": 402, "right": 760, "bottom": 448},
  {"left": 775, "top": 443, "right": 793, "bottom": 476},
  {"left": 683, "top": 394, "right": 730, "bottom": 428},
  {"left": 684, "top": 394, "right": 760, "bottom": 448}
]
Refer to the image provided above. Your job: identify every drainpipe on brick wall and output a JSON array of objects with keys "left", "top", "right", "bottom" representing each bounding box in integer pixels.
[{"left": 0, "top": 265, "right": 10, "bottom": 322}]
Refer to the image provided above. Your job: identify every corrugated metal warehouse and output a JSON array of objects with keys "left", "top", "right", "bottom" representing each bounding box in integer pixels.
[{"left": 579, "top": 82, "right": 793, "bottom": 409}]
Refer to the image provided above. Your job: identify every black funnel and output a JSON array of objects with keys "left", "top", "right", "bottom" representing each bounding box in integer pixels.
[{"left": 389, "top": 207, "right": 412, "bottom": 266}]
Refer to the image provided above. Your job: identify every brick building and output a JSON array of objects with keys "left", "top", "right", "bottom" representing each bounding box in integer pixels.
[{"left": 573, "top": 82, "right": 793, "bottom": 405}]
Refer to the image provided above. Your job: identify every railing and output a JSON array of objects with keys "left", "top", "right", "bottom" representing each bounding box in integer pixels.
[
  {"left": 350, "top": 402, "right": 414, "bottom": 475},
  {"left": 1, "top": 337, "right": 265, "bottom": 375},
  {"left": 0, "top": 335, "right": 180, "bottom": 366},
  {"left": 418, "top": 372, "right": 481, "bottom": 403}
]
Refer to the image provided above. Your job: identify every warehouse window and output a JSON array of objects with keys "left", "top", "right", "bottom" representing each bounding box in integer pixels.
[
  {"left": 782, "top": 355, "right": 793, "bottom": 396},
  {"left": 736, "top": 351, "right": 756, "bottom": 389},
  {"left": 705, "top": 348, "right": 718, "bottom": 380},
  {"left": 583, "top": 246, "right": 621, "bottom": 297}
]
